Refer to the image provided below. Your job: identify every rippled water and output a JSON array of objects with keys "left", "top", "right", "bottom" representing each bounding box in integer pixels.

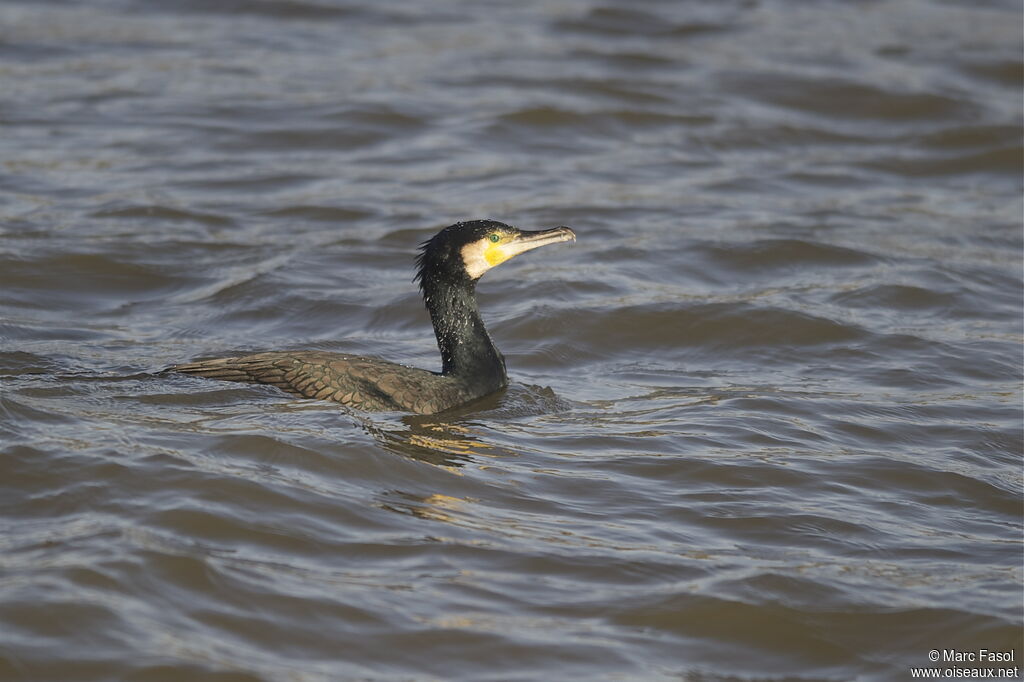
[{"left": 1, "top": 1, "right": 1022, "bottom": 680}]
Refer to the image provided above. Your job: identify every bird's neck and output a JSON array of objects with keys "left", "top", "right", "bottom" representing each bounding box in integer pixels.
[{"left": 423, "top": 279, "right": 506, "bottom": 387}]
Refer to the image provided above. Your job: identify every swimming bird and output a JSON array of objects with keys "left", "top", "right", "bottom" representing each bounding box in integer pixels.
[{"left": 170, "top": 220, "right": 576, "bottom": 414}]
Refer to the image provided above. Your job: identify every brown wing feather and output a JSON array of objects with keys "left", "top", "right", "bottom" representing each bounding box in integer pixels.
[
  {"left": 171, "top": 353, "right": 303, "bottom": 394},
  {"left": 170, "top": 351, "right": 469, "bottom": 414}
]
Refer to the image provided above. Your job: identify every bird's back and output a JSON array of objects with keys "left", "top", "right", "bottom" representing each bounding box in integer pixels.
[{"left": 171, "top": 351, "right": 472, "bottom": 414}]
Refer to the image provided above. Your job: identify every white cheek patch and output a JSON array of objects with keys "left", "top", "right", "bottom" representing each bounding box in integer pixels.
[{"left": 460, "top": 241, "right": 493, "bottom": 280}]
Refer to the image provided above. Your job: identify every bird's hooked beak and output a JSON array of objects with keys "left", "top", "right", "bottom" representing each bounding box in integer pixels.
[
  {"left": 463, "top": 225, "right": 576, "bottom": 280},
  {"left": 503, "top": 225, "right": 576, "bottom": 258}
]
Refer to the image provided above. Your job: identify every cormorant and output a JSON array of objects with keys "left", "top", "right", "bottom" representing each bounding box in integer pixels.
[{"left": 170, "top": 220, "right": 576, "bottom": 414}]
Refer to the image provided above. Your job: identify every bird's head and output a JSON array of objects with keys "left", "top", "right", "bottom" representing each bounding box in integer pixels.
[{"left": 415, "top": 220, "right": 576, "bottom": 289}]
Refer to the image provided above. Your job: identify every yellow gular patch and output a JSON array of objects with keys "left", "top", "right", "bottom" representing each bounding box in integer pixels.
[
  {"left": 460, "top": 240, "right": 495, "bottom": 279},
  {"left": 484, "top": 242, "right": 510, "bottom": 267}
]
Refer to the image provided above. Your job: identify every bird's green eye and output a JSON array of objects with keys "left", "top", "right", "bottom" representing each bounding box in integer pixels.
[{"left": 488, "top": 233, "right": 501, "bottom": 243}]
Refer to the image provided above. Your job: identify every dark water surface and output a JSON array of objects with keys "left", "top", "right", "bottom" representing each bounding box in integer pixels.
[{"left": 1, "top": 1, "right": 1022, "bottom": 680}]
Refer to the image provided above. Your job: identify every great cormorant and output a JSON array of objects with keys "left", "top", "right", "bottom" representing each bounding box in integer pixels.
[{"left": 170, "top": 220, "right": 576, "bottom": 414}]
